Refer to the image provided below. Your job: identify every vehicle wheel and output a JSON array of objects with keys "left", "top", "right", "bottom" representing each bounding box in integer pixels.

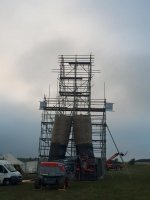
[
  {"left": 34, "top": 178, "right": 41, "bottom": 189},
  {"left": 57, "top": 177, "right": 66, "bottom": 189},
  {"left": 3, "top": 179, "right": 10, "bottom": 186},
  {"left": 76, "top": 170, "right": 81, "bottom": 180},
  {"left": 64, "top": 178, "right": 69, "bottom": 189},
  {"left": 10, "top": 176, "right": 18, "bottom": 185}
]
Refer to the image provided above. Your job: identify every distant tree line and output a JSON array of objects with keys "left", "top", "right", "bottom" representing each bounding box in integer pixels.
[
  {"left": 18, "top": 157, "right": 38, "bottom": 162},
  {"left": 135, "top": 159, "right": 150, "bottom": 162}
]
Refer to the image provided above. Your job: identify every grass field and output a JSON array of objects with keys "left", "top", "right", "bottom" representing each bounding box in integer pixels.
[{"left": 0, "top": 165, "right": 150, "bottom": 200}]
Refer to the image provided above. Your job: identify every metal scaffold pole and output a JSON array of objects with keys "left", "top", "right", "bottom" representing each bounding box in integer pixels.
[{"left": 38, "top": 55, "right": 107, "bottom": 162}]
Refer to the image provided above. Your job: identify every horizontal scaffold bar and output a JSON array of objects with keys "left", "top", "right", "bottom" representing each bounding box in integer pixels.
[
  {"left": 44, "top": 106, "right": 105, "bottom": 112},
  {"left": 60, "top": 77, "right": 83, "bottom": 80},
  {"left": 59, "top": 92, "right": 90, "bottom": 97},
  {"left": 68, "top": 61, "right": 91, "bottom": 65}
]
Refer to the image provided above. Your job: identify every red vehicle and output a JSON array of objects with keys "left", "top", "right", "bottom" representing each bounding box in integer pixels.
[
  {"left": 106, "top": 152, "right": 125, "bottom": 170},
  {"left": 75, "top": 155, "right": 97, "bottom": 180},
  {"left": 34, "top": 162, "right": 69, "bottom": 189}
]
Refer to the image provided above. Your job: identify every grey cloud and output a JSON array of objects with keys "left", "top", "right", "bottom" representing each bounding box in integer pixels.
[
  {"left": 16, "top": 38, "right": 76, "bottom": 96},
  {"left": 0, "top": 98, "right": 39, "bottom": 157},
  {"left": 1, "top": 0, "right": 150, "bottom": 159},
  {"left": 93, "top": 53, "right": 150, "bottom": 160},
  {"left": 95, "top": 53, "right": 150, "bottom": 112},
  {"left": 17, "top": 39, "right": 69, "bottom": 81}
]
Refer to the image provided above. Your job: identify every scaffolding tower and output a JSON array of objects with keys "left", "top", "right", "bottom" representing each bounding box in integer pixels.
[{"left": 39, "top": 55, "right": 106, "bottom": 161}]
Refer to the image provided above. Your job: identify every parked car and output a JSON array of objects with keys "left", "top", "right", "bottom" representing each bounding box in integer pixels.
[
  {"left": 0, "top": 160, "right": 22, "bottom": 185},
  {"left": 34, "top": 161, "right": 69, "bottom": 189}
]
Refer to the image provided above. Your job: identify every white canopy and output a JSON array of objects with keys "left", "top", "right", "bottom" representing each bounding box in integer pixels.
[{"left": 3, "top": 153, "right": 24, "bottom": 166}]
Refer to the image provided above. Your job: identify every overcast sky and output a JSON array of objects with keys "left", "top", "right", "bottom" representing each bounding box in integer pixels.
[{"left": 0, "top": 0, "right": 150, "bottom": 160}]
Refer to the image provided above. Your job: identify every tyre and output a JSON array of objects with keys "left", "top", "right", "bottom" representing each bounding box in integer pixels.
[
  {"left": 10, "top": 176, "right": 18, "bottom": 185},
  {"left": 75, "top": 170, "right": 81, "bottom": 180},
  {"left": 34, "top": 178, "right": 42, "bottom": 189},
  {"left": 64, "top": 178, "right": 69, "bottom": 189},
  {"left": 57, "top": 177, "right": 66, "bottom": 189},
  {"left": 3, "top": 179, "right": 10, "bottom": 186}
]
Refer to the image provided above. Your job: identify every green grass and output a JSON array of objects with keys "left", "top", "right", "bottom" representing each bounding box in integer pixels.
[{"left": 1, "top": 165, "right": 150, "bottom": 200}]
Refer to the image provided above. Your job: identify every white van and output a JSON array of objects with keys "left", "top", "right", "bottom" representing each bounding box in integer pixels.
[{"left": 0, "top": 160, "right": 22, "bottom": 185}]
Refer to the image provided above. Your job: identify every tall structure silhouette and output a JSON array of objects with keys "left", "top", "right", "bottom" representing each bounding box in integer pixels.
[{"left": 39, "top": 55, "right": 106, "bottom": 161}]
